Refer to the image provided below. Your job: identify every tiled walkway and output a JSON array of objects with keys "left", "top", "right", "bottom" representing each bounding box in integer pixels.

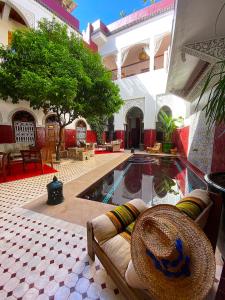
[{"left": 0, "top": 154, "right": 126, "bottom": 300}]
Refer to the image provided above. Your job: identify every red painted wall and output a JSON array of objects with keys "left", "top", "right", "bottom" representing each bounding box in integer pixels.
[
  {"left": 36, "top": 127, "right": 46, "bottom": 148},
  {"left": 115, "top": 130, "right": 124, "bottom": 148},
  {"left": 211, "top": 123, "right": 225, "bottom": 173},
  {"left": 0, "top": 125, "right": 14, "bottom": 143},
  {"left": 144, "top": 129, "right": 156, "bottom": 148},
  {"left": 173, "top": 126, "right": 189, "bottom": 157},
  {"left": 86, "top": 130, "right": 97, "bottom": 143},
  {"left": 65, "top": 129, "right": 76, "bottom": 148}
]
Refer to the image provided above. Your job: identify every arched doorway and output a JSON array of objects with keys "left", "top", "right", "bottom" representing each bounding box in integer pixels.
[
  {"left": 12, "top": 110, "right": 36, "bottom": 145},
  {"left": 45, "top": 114, "right": 65, "bottom": 152},
  {"left": 156, "top": 106, "right": 172, "bottom": 142},
  {"left": 76, "top": 120, "right": 87, "bottom": 144},
  {"left": 125, "top": 107, "right": 144, "bottom": 149}
]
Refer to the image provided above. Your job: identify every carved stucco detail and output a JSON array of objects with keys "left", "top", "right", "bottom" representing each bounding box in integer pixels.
[
  {"left": 123, "top": 98, "right": 145, "bottom": 122},
  {"left": 7, "top": 0, "right": 35, "bottom": 28},
  {"left": 183, "top": 36, "right": 225, "bottom": 64},
  {"left": 186, "top": 61, "right": 225, "bottom": 101}
]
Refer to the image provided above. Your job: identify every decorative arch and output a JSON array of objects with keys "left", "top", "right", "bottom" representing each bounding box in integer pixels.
[
  {"left": 124, "top": 106, "right": 144, "bottom": 149},
  {"left": 8, "top": 107, "right": 38, "bottom": 125},
  {"left": 121, "top": 43, "right": 150, "bottom": 78},
  {"left": 12, "top": 110, "right": 36, "bottom": 145},
  {"left": 5, "top": 0, "right": 34, "bottom": 28},
  {"left": 123, "top": 98, "right": 145, "bottom": 124},
  {"left": 157, "top": 105, "right": 172, "bottom": 120},
  {"left": 75, "top": 118, "right": 88, "bottom": 128}
]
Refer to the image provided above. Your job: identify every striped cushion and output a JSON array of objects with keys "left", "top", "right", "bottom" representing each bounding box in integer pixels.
[
  {"left": 106, "top": 203, "right": 139, "bottom": 234},
  {"left": 120, "top": 221, "right": 135, "bottom": 242},
  {"left": 176, "top": 196, "right": 208, "bottom": 220}
]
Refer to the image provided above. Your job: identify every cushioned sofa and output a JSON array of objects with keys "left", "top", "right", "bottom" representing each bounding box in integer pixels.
[{"left": 87, "top": 190, "right": 222, "bottom": 300}]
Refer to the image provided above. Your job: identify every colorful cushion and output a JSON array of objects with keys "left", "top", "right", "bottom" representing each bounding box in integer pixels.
[
  {"left": 176, "top": 189, "right": 212, "bottom": 228},
  {"left": 120, "top": 221, "right": 135, "bottom": 242},
  {"left": 176, "top": 189, "right": 211, "bottom": 222},
  {"left": 91, "top": 198, "right": 147, "bottom": 244},
  {"left": 106, "top": 203, "right": 139, "bottom": 234}
]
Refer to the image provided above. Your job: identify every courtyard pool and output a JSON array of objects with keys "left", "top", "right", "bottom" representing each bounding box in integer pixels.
[{"left": 79, "top": 155, "right": 206, "bottom": 206}]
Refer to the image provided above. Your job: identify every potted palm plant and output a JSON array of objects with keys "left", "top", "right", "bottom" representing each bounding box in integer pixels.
[
  {"left": 158, "top": 111, "right": 182, "bottom": 153},
  {"left": 198, "top": 61, "right": 225, "bottom": 200}
]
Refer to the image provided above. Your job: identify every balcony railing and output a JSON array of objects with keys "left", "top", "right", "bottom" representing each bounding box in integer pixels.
[
  {"left": 121, "top": 59, "right": 149, "bottom": 78},
  {"left": 108, "top": 53, "right": 167, "bottom": 80}
]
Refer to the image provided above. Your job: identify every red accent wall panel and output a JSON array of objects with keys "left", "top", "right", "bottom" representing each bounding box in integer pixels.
[
  {"left": 0, "top": 125, "right": 14, "bottom": 143},
  {"left": 144, "top": 129, "right": 156, "bottom": 148},
  {"left": 173, "top": 126, "right": 189, "bottom": 157},
  {"left": 65, "top": 129, "right": 76, "bottom": 148},
  {"left": 36, "top": 127, "right": 46, "bottom": 148},
  {"left": 86, "top": 130, "right": 97, "bottom": 143},
  {"left": 115, "top": 130, "right": 124, "bottom": 148},
  {"left": 211, "top": 123, "right": 225, "bottom": 172}
]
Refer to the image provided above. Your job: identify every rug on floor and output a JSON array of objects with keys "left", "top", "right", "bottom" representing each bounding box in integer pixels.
[{"left": 0, "top": 162, "right": 57, "bottom": 183}]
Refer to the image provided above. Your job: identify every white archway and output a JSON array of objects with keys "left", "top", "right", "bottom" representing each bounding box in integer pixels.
[
  {"left": 8, "top": 107, "right": 38, "bottom": 125},
  {"left": 2, "top": 0, "right": 33, "bottom": 28}
]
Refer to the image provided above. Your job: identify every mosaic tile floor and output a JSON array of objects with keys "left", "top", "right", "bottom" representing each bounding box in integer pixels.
[{"left": 0, "top": 154, "right": 126, "bottom": 300}]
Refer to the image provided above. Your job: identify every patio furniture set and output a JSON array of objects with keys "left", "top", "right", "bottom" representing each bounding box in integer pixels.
[
  {"left": 67, "top": 143, "right": 95, "bottom": 161},
  {"left": 0, "top": 143, "right": 54, "bottom": 180}
]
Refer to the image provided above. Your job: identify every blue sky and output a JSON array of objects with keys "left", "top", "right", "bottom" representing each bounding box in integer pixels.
[{"left": 73, "top": 0, "right": 161, "bottom": 32}]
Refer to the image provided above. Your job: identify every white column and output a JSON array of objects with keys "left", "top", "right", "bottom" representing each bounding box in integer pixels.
[
  {"left": 149, "top": 37, "right": 155, "bottom": 72},
  {"left": 2, "top": 3, "right": 11, "bottom": 21},
  {"left": 116, "top": 51, "right": 122, "bottom": 79}
]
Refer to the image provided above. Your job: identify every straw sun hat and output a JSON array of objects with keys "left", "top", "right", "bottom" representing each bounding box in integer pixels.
[{"left": 131, "top": 204, "right": 215, "bottom": 300}]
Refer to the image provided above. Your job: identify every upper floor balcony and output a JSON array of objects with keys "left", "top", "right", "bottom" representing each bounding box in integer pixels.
[{"left": 103, "top": 34, "right": 170, "bottom": 81}]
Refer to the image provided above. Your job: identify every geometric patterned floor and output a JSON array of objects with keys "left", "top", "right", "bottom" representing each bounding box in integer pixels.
[{"left": 0, "top": 154, "right": 126, "bottom": 300}]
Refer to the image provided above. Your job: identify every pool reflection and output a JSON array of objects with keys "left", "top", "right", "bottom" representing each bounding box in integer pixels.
[{"left": 80, "top": 156, "right": 206, "bottom": 206}]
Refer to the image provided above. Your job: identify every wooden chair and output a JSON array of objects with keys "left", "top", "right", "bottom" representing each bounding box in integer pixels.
[
  {"left": 40, "top": 147, "right": 53, "bottom": 170},
  {"left": 87, "top": 192, "right": 222, "bottom": 300},
  {"left": 0, "top": 152, "right": 8, "bottom": 181},
  {"left": 146, "top": 142, "right": 162, "bottom": 154},
  {"left": 21, "top": 148, "right": 53, "bottom": 174}
]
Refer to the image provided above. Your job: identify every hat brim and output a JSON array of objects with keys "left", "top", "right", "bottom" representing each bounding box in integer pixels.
[{"left": 131, "top": 205, "right": 215, "bottom": 300}]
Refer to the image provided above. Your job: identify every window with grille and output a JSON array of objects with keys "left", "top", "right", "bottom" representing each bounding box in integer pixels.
[{"left": 14, "top": 121, "right": 35, "bottom": 145}]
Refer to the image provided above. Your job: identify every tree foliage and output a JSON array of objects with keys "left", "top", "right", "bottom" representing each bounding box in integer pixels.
[
  {"left": 0, "top": 19, "right": 123, "bottom": 158},
  {"left": 88, "top": 116, "right": 108, "bottom": 145}
]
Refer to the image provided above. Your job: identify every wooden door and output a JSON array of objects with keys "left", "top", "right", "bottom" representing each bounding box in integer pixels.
[
  {"left": 46, "top": 124, "right": 65, "bottom": 152},
  {"left": 46, "top": 124, "right": 58, "bottom": 153}
]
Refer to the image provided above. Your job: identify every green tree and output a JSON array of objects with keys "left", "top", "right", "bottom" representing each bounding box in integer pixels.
[
  {"left": 0, "top": 19, "right": 123, "bottom": 160},
  {"left": 88, "top": 116, "right": 108, "bottom": 145}
]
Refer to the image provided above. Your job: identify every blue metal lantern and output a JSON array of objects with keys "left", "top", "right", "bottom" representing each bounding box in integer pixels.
[{"left": 47, "top": 176, "right": 64, "bottom": 205}]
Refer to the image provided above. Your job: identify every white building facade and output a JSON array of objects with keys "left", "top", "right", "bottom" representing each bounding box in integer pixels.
[{"left": 84, "top": 0, "right": 189, "bottom": 148}]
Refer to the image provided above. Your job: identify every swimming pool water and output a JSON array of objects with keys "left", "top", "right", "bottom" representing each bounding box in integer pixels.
[{"left": 79, "top": 155, "right": 206, "bottom": 206}]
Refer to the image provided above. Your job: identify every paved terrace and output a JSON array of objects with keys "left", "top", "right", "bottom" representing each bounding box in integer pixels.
[{"left": 0, "top": 153, "right": 130, "bottom": 300}]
